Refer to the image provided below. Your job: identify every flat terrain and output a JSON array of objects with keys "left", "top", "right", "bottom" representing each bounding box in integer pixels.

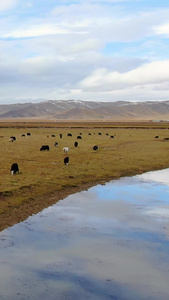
[{"left": 1, "top": 120, "right": 169, "bottom": 231}]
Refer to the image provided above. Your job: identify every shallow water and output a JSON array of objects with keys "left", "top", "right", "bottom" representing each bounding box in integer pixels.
[{"left": 1, "top": 169, "right": 169, "bottom": 299}]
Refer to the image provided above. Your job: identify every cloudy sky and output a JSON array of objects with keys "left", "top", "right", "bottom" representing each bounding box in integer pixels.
[{"left": 1, "top": 0, "right": 169, "bottom": 104}]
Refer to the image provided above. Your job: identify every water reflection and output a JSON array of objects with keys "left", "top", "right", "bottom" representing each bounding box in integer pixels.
[{"left": 1, "top": 169, "right": 169, "bottom": 299}]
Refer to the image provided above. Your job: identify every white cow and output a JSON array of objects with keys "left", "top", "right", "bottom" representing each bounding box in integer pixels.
[{"left": 63, "top": 147, "right": 69, "bottom": 153}]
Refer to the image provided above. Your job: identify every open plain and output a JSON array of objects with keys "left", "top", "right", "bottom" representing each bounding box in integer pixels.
[{"left": 1, "top": 120, "right": 169, "bottom": 231}]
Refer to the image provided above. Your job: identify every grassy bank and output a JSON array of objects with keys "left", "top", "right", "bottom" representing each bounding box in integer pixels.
[{"left": 0, "top": 122, "right": 169, "bottom": 231}]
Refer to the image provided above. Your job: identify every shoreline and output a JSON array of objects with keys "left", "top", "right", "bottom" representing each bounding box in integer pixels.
[
  {"left": 0, "top": 177, "right": 109, "bottom": 232},
  {"left": 0, "top": 166, "right": 167, "bottom": 232}
]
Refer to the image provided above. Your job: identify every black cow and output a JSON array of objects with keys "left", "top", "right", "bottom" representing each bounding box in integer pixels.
[
  {"left": 155, "top": 136, "right": 159, "bottom": 138},
  {"left": 22, "top": 134, "right": 25, "bottom": 137},
  {"left": 110, "top": 135, "right": 114, "bottom": 138},
  {"left": 27, "top": 133, "right": 31, "bottom": 136},
  {"left": 11, "top": 163, "right": 19, "bottom": 175},
  {"left": 74, "top": 141, "right": 78, "bottom": 147},
  {"left": 106, "top": 133, "right": 109, "bottom": 136},
  {"left": 88, "top": 133, "right": 91, "bottom": 135},
  {"left": 64, "top": 156, "right": 69, "bottom": 165},
  {"left": 54, "top": 142, "right": 58, "bottom": 147},
  {"left": 59, "top": 134, "right": 62, "bottom": 139},
  {"left": 93, "top": 145, "right": 98, "bottom": 151},
  {"left": 10, "top": 136, "right": 16, "bottom": 141},
  {"left": 98, "top": 133, "right": 102, "bottom": 135},
  {"left": 67, "top": 133, "right": 72, "bottom": 137},
  {"left": 51, "top": 134, "right": 55, "bottom": 137},
  {"left": 77, "top": 136, "right": 82, "bottom": 139},
  {"left": 163, "top": 138, "right": 169, "bottom": 141},
  {"left": 79, "top": 133, "right": 82, "bottom": 135},
  {"left": 40, "top": 145, "right": 50, "bottom": 151}
]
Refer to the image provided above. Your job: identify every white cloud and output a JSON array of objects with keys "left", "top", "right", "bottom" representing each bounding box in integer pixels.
[
  {"left": 3, "top": 24, "right": 87, "bottom": 39},
  {"left": 155, "top": 23, "right": 169, "bottom": 35},
  {"left": 79, "top": 60, "right": 169, "bottom": 92},
  {"left": 0, "top": 0, "right": 18, "bottom": 11},
  {"left": 51, "top": 3, "right": 169, "bottom": 43}
]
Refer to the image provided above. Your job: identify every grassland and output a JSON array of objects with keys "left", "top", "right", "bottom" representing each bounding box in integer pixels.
[{"left": 0, "top": 120, "right": 169, "bottom": 231}]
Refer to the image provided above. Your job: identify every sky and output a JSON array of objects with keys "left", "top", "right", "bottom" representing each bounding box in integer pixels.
[{"left": 1, "top": 0, "right": 169, "bottom": 104}]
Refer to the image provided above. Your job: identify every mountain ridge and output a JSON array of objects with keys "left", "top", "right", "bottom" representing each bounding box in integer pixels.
[{"left": 0, "top": 100, "right": 169, "bottom": 120}]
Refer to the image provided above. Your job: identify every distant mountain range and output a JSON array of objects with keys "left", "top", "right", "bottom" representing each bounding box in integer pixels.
[{"left": 0, "top": 100, "right": 169, "bottom": 120}]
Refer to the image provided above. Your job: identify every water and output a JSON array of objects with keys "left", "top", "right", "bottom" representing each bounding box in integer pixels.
[{"left": 1, "top": 169, "right": 169, "bottom": 299}]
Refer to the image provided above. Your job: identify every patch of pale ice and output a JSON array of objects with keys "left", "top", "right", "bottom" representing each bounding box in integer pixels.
[{"left": 137, "top": 168, "right": 169, "bottom": 186}]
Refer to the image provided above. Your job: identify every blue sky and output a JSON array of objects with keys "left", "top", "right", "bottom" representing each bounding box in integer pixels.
[{"left": 1, "top": 0, "right": 169, "bottom": 104}]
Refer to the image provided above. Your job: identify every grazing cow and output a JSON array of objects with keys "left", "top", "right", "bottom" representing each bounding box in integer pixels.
[
  {"left": 163, "top": 138, "right": 169, "bottom": 141},
  {"left": 74, "top": 141, "right": 78, "bottom": 147},
  {"left": 110, "top": 135, "right": 114, "bottom": 138},
  {"left": 98, "top": 133, "right": 102, "bottom": 135},
  {"left": 106, "top": 133, "right": 109, "bottom": 136},
  {"left": 22, "top": 134, "right": 25, "bottom": 137},
  {"left": 155, "top": 136, "right": 159, "bottom": 139},
  {"left": 67, "top": 133, "right": 72, "bottom": 137},
  {"left": 11, "top": 163, "right": 19, "bottom": 175},
  {"left": 40, "top": 145, "right": 50, "bottom": 151},
  {"left": 77, "top": 136, "right": 82, "bottom": 139},
  {"left": 93, "top": 145, "right": 98, "bottom": 151},
  {"left": 79, "top": 133, "right": 82, "bottom": 135},
  {"left": 59, "top": 134, "right": 62, "bottom": 139},
  {"left": 88, "top": 133, "right": 91, "bottom": 135},
  {"left": 64, "top": 156, "right": 69, "bottom": 166},
  {"left": 54, "top": 142, "right": 58, "bottom": 147},
  {"left": 63, "top": 147, "right": 69, "bottom": 153},
  {"left": 9, "top": 138, "right": 14, "bottom": 142},
  {"left": 51, "top": 134, "right": 55, "bottom": 137},
  {"left": 27, "top": 133, "right": 31, "bottom": 136},
  {"left": 10, "top": 136, "right": 16, "bottom": 141}
]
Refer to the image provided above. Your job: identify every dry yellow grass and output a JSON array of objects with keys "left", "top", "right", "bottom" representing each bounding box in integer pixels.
[{"left": 0, "top": 121, "right": 169, "bottom": 231}]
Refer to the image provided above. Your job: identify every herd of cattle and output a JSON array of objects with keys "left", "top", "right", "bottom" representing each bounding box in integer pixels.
[
  {"left": 9, "top": 131, "right": 169, "bottom": 175},
  {"left": 9, "top": 131, "right": 114, "bottom": 175}
]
